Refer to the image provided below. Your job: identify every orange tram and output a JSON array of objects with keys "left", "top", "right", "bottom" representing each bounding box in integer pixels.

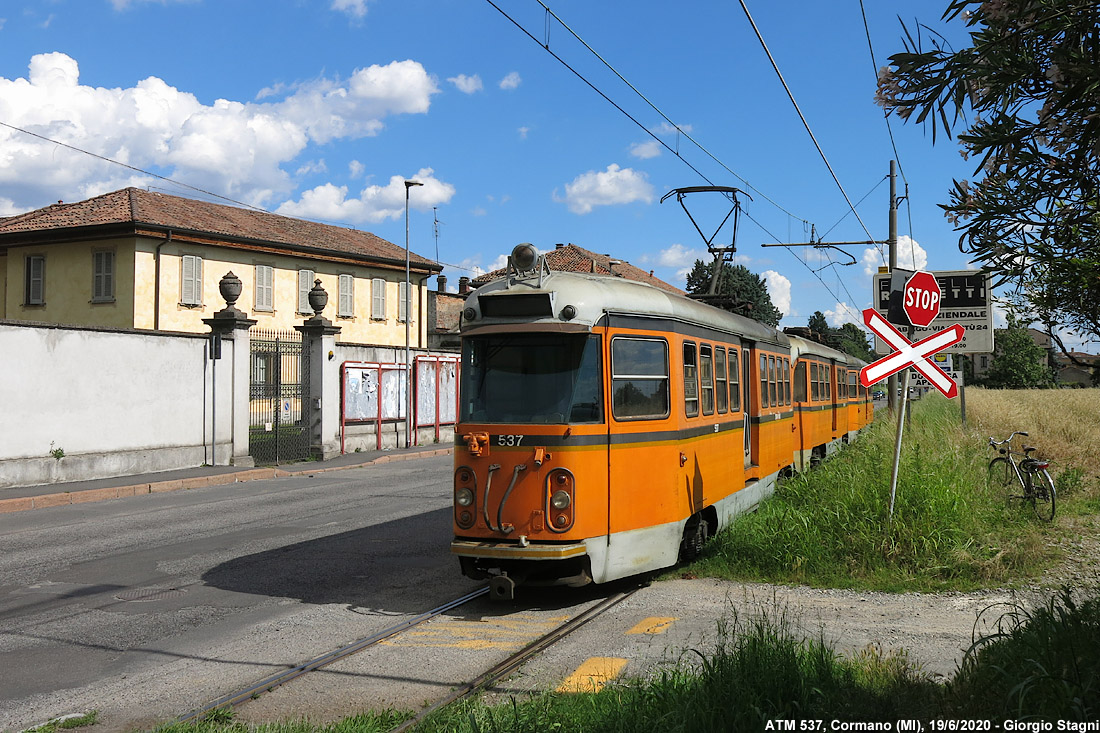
[{"left": 451, "top": 245, "right": 874, "bottom": 600}]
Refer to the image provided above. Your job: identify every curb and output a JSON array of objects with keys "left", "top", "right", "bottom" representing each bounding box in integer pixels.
[{"left": 0, "top": 448, "right": 454, "bottom": 515}]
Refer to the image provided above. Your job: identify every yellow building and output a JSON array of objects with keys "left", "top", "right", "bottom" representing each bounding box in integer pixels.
[{"left": 0, "top": 187, "right": 441, "bottom": 346}]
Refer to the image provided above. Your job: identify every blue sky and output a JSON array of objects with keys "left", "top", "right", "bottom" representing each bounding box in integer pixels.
[{"left": 1, "top": 0, "right": 1027, "bottom": 339}]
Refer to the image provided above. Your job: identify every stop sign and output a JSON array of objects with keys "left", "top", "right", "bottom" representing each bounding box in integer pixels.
[{"left": 903, "top": 271, "right": 941, "bottom": 327}]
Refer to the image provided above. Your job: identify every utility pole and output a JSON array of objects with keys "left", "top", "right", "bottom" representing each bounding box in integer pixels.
[{"left": 887, "top": 160, "right": 899, "bottom": 414}]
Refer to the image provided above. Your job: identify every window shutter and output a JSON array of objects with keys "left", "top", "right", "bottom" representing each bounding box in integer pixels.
[
  {"left": 182, "top": 256, "right": 194, "bottom": 304},
  {"left": 298, "top": 269, "right": 314, "bottom": 313},
  {"left": 27, "top": 256, "right": 45, "bottom": 304},
  {"left": 255, "top": 265, "right": 273, "bottom": 310},
  {"left": 339, "top": 274, "right": 354, "bottom": 317},
  {"left": 398, "top": 281, "right": 407, "bottom": 322},
  {"left": 372, "top": 278, "right": 386, "bottom": 319}
]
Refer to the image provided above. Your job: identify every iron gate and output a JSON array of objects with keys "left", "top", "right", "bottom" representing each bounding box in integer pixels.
[{"left": 249, "top": 329, "right": 311, "bottom": 464}]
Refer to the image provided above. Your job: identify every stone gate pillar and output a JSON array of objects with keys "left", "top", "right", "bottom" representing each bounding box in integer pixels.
[
  {"left": 295, "top": 279, "right": 342, "bottom": 459},
  {"left": 203, "top": 272, "right": 257, "bottom": 467}
]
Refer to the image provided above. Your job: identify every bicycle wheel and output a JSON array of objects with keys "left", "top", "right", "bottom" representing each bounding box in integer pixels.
[
  {"left": 987, "top": 457, "right": 1014, "bottom": 499},
  {"left": 1029, "top": 468, "right": 1057, "bottom": 521}
]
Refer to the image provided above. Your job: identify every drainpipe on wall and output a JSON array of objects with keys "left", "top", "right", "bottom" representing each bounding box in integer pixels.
[{"left": 153, "top": 231, "right": 172, "bottom": 331}]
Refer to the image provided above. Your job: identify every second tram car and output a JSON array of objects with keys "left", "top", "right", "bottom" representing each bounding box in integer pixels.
[{"left": 451, "top": 244, "right": 874, "bottom": 599}]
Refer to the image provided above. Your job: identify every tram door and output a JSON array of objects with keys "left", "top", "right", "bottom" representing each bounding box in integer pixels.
[{"left": 742, "top": 346, "right": 752, "bottom": 468}]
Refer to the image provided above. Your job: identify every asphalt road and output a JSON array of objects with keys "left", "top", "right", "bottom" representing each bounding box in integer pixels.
[{"left": 0, "top": 454, "right": 482, "bottom": 731}]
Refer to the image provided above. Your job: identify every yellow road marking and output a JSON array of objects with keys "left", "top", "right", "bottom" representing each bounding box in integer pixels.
[
  {"left": 626, "top": 616, "right": 677, "bottom": 635},
  {"left": 557, "top": 657, "right": 628, "bottom": 693}
]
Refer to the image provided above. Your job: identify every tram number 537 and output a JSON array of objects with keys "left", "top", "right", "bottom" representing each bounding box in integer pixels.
[{"left": 497, "top": 434, "right": 525, "bottom": 447}]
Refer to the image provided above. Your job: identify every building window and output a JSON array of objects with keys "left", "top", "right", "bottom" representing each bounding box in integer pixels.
[
  {"left": 92, "top": 251, "right": 114, "bottom": 302},
  {"left": 398, "top": 280, "right": 413, "bottom": 322},
  {"left": 371, "top": 278, "right": 386, "bottom": 320},
  {"left": 24, "top": 255, "right": 45, "bottom": 306},
  {"left": 181, "top": 255, "right": 203, "bottom": 306},
  {"left": 338, "top": 274, "right": 355, "bottom": 318},
  {"left": 297, "top": 269, "right": 316, "bottom": 314},
  {"left": 255, "top": 265, "right": 274, "bottom": 311}
]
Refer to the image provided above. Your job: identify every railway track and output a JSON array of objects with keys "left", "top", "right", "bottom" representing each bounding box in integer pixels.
[{"left": 179, "top": 584, "right": 641, "bottom": 728}]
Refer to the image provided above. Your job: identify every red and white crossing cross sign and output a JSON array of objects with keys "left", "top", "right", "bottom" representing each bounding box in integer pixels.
[
  {"left": 859, "top": 309, "right": 965, "bottom": 398},
  {"left": 902, "top": 270, "right": 941, "bottom": 327}
]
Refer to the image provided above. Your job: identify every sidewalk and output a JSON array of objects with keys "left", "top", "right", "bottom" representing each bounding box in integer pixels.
[{"left": 0, "top": 444, "right": 454, "bottom": 515}]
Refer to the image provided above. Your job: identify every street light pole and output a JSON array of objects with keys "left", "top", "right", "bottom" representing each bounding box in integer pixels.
[{"left": 404, "top": 180, "right": 423, "bottom": 449}]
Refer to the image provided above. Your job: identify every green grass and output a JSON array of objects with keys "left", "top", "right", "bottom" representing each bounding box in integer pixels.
[{"left": 687, "top": 395, "right": 1057, "bottom": 591}]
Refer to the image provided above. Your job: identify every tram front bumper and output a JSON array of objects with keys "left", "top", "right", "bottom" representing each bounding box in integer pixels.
[{"left": 450, "top": 539, "right": 588, "bottom": 561}]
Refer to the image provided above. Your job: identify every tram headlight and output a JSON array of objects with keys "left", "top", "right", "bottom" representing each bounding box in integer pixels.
[
  {"left": 456, "top": 487, "right": 474, "bottom": 507},
  {"left": 545, "top": 468, "right": 575, "bottom": 533}
]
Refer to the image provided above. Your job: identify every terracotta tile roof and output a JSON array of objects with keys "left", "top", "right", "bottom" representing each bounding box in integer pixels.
[
  {"left": 473, "top": 243, "right": 683, "bottom": 294},
  {"left": 0, "top": 187, "right": 439, "bottom": 270}
]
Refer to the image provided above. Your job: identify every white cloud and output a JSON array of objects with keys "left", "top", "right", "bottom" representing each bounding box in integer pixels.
[
  {"left": 330, "top": 0, "right": 369, "bottom": 19},
  {"left": 658, "top": 243, "right": 700, "bottom": 269},
  {"left": 556, "top": 164, "right": 654, "bottom": 215},
  {"left": 518, "top": 126, "right": 529, "bottom": 139},
  {"left": 762, "top": 270, "right": 791, "bottom": 317},
  {"left": 896, "top": 236, "right": 928, "bottom": 271},
  {"left": 499, "top": 72, "right": 521, "bottom": 90},
  {"left": 652, "top": 121, "right": 693, "bottom": 135},
  {"left": 0, "top": 53, "right": 439, "bottom": 209},
  {"left": 824, "top": 301, "right": 861, "bottom": 327},
  {"left": 448, "top": 74, "right": 483, "bottom": 94},
  {"left": 295, "top": 159, "right": 327, "bottom": 176},
  {"left": 862, "top": 237, "right": 927, "bottom": 276},
  {"left": 110, "top": 0, "right": 198, "bottom": 10},
  {"left": 276, "top": 167, "right": 455, "bottom": 224},
  {"left": 348, "top": 160, "right": 365, "bottom": 178},
  {"left": 629, "top": 140, "right": 661, "bottom": 159}
]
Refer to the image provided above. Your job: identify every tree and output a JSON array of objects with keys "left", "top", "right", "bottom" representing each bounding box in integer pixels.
[
  {"left": 807, "top": 311, "right": 830, "bottom": 338},
  {"left": 983, "top": 316, "right": 1055, "bottom": 389},
  {"left": 836, "top": 322, "right": 876, "bottom": 363},
  {"left": 877, "top": 0, "right": 1100, "bottom": 349},
  {"left": 685, "top": 260, "right": 782, "bottom": 327}
]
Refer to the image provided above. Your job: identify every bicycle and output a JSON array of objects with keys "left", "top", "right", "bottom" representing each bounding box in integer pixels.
[{"left": 987, "top": 431, "right": 1056, "bottom": 521}]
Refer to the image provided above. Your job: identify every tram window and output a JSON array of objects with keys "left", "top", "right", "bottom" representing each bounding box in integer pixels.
[
  {"left": 700, "top": 345, "right": 715, "bottom": 416},
  {"left": 838, "top": 369, "right": 845, "bottom": 399},
  {"left": 849, "top": 370, "right": 857, "bottom": 398},
  {"left": 684, "top": 342, "right": 699, "bottom": 417},
  {"left": 759, "top": 355, "right": 768, "bottom": 410},
  {"left": 826, "top": 367, "right": 832, "bottom": 400},
  {"left": 460, "top": 333, "right": 603, "bottom": 424},
  {"left": 794, "top": 361, "right": 807, "bottom": 402},
  {"left": 715, "top": 347, "right": 728, "bottom": 414},
  {"left": 783, "top": 358, "right": 791, "bottom": 405},
  {"left": 768, "top": 355, "right": 777, "bottom": 407},
  {"left": 811, "top": 363, "right": 819, "bottom": 401},
  {"left": 729, "top": 350, "right": 741, "bottom": 412},
  {"left": 611, "top": 337, "right": 669, "bottom": 420}
]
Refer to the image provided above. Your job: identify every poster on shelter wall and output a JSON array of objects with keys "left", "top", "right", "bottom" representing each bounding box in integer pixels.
[
  {"left": 416, "top": 358, "right": 459, "bottom": 427},
  {"left": 343, "top": 368, "right": 378, "bottom": 422}
]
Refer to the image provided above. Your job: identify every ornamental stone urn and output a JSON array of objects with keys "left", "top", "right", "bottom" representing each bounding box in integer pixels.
[
  {"left": 308, "top": 279, "right": 328, "bottom": 315},
  {"left": 218, "top": 271, "right": 243, "bottom": 308}
]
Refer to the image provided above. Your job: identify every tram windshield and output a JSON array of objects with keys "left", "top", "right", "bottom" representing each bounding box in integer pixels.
[{"left": 460, "top": 334, "right": 602, "bottom": 424}]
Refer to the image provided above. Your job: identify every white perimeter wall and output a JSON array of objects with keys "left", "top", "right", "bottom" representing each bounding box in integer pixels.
[{"left": 0, "top": 322, "right": 231, "bottom": 487}]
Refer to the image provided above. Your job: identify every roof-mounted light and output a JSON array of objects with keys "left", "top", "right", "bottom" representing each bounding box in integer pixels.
[{"left": 510, "top": 243, "right": 539, "bottom": 273}]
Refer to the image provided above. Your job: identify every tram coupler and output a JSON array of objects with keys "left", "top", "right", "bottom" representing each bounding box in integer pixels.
[{"left": 489, "top": 573, "right": 517, "bottom": 601}]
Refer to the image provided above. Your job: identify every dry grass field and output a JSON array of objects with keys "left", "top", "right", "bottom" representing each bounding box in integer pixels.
[{"left": 962, "top": 387, "right": 1100, "bottom": 492}]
